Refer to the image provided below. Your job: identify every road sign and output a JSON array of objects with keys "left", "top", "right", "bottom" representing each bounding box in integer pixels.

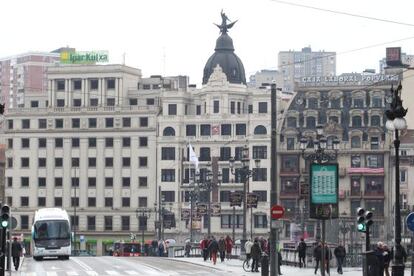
[
  {"left": 271, "top": 205, "right": 284, "bottom": 220},
  {"left": 406, "top": 212, "right": 414, "bottom": 232}
]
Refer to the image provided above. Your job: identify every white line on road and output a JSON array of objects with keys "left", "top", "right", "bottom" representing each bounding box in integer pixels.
[
  {"left": 85, "top": 271, "right": 99, "bottom": 276},
  {"left": 66, "top": 271, "right": 79, "bottom": 276},
  {"left": 71, "top": 257, "right": 93, "bottom": 271},
  {"left": 124, "top": 271, "right": 139, "bottom": 275},
  {"left": 106, "top": 271, "right": 120, "bottom": 275},
  {"left": 46, "top": 272, "right": 58, "bottom": 276}
]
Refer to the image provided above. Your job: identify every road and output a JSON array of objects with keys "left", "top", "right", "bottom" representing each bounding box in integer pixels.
[{"left": 12, "top": 256, "right": 235, "bottom": 276}]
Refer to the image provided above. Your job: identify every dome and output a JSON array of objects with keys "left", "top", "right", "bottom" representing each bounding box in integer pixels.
[{"left": 202, "top": 33, "right": 246, "bottom": 85}]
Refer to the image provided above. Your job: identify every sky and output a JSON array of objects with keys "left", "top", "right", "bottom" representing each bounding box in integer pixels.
[{"left": 1, "top": 0, "right": 414, "bottom": 86}]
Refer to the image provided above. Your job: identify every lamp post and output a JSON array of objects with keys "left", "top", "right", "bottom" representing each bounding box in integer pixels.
[
  {"left": 299, "top": 125, "right": 340, "bottom": 276},
  {"left": 229, "top": 145, "right": 261, "bottom": 257},
  {"left": 385, "top": 83, "right": 408, "bottom": 276},
  {"left": 136, "top": 208, "right": 151, "bottom": 255},
  {"left": 181, "top": 180, "right": 200, "bottom": 243}
]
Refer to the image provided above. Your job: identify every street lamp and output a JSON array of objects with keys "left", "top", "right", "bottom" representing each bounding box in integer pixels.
[
  {"left": 385, "top": 83, "right": 408, "bottom": 276},
  {"left": 229, "top": 145, "right": 261, "bottom": 257},
  {"left": 299, "top": 126, "right": 340, "bottom": 276},
  {"left": 181, "top": 180, "right": 200, "bottom": 243},
  {"left": 136, "top": 208, "right": 151, "bottom": 255}
]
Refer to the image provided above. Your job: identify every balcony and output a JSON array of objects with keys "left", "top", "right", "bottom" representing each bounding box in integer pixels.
[{"left": 347, "top": 167, "right": 384, "bottom": 175}]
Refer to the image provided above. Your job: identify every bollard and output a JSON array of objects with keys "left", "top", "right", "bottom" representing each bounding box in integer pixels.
[{"left": 261, "top": 253, "right": 269, "bottom": 276}]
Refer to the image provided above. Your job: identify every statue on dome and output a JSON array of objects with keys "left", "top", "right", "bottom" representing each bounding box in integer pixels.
[{"left": 214, "top": 10, "right": 238, "bottom": 34}]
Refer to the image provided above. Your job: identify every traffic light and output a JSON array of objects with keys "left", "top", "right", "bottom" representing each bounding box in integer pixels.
[
  {"left": 356, "top": 207, "right": 374, "bottom": 233},
  {"left": 0, "top": 205, "right": 9, "bottom": 228}
]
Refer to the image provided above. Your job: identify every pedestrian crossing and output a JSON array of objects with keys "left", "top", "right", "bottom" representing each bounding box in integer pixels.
[{"left": 15, "top": 270, "right": 141, "bottom": 276}]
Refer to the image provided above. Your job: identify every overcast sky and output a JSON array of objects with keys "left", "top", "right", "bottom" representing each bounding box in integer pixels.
[{"left": 1, "top": 0, "right": 414, "bottom": 86}]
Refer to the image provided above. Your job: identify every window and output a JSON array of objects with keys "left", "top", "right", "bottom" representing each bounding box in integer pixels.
[
  {"left": 161, "top": 169, "right": 175, "bottom": 182},
  {"left": 139, "top": 137, "right": 148, "bottom": 147},
  {"left": 122, "top": 177, "right": 130, "bottom": 187},
  {"left": 7, "top": 139, "right": 13, "bottom": 149},
  {"left": 6, "top": 197, "right": 12, "bottom": 206},
  {"left": 365, "top": 177, "right": 384, "bottom": 195},
  {"left": 365, "top": 200, "right": 384, "bottom": 217},
  {"left": 21, "top": 215, "right": 29, "bottom": 230},
  {"left": 72, "top": 138, "right": 80, "bottom": 148},
  {"left": 105, "top": 157, "right": 113, "bottom": 167},
  {"left": 90, "top": 79, "right": 98, "bottom": 90},
  {"left": 105, "top": 137, "right": 113, "bottom": 147},
  {"left": 122, "top": 117, "right": 131, "bottom": 127},
  {"left": 287, "top": 137, "right": 295, "bottom": 150},
  {"left": 254, "top": 125, "right": 267, "bottom": 135},
  {"left": 353, "top": 98, "right": 364, "bottom": 108},
  {"left": 21, "top": 197, "right": 29, "bottom": 207},
  {"left": 71, "top": 157, "right": 79, "bottom": 167},
  {"left": 106, "top": 98, "right": 115, "bottom": 106},
  {"left": 88, "top": 157, "right": 96, "bottom": 167},
  {"left": 371, "top": 97, "right": 382, "bottom": 108},
  {"left": 350, "top": 177, "right": 361, "bottom": 196},
  {"left": 90, "top": 98, "right": 98, "bottom": 106},
  {"left": 221, "top": 124, "right": 231, "bottom": 136},
  {"left": 186, "top": 125, "right": 196, "bottom": 136},
  {"left": 88, "top": 137, "right": 96, "bottom": 147},
  {"left": 306, "top": 117, "right": 316, "bottom": 128},
  {"left": 366, "top": 154, "right": 384, "bottom": 168},
  {"left": 199, "top": 147, "right": 211, "bottom": 161},
  {"left": 308, "top": 98, "right": 318, "bottom": 109},
  {"left": 71, "top": 197, "right": 79, "bottom": 207},
  {"left": 88, "top": 177, "right": 96, "bottom": 187},
  {"left": 281, "top": 177, "right": 299, "bottom": 194},
  {"left": 56, "top": 99, "right": 65, "bottom": 107},
  {"left": 105, "top": 118, "right": 114, "bottom": 128},
  {"left": 400, "top": 169, "right": 407, "bottom": 183},
  {"left": 54, "top": 197, "right": 62, "bottom": 207},
  {"left": 55, "top": 177, "right": 62, "bottom": 187},
  {"left": 88, "top": 118, "right": 97, "bottom": 128},
  {"left": 352, "top": 116, "right": 362, "bottom": 127},
  {"left": 7, "top": 177, "right": 12, "bottom": 187},
  {"left": 213, "top": 100, "right": 220, "bottom": 113},
  {"left": 330, "top": 98, "right": 341, "bottom": 109},
  {"left": 281, "top": 155, "right": 299, "bottom": 173},
  {"left": 73, "top": 99, "right": 81, "bottom": 107},
  {"left": 248, "top": 104, "right": 253, "bottom": 114},
  {"left": 253, "top": 190, "right": 267, "bottom": 202},
  {"left": 287, "top": 117, "right": 297, "bottom": 128},
  {"left": 55, "top": 119, "right": 63, "bottom": 128},
  {"left": 200, "top": 124, "right": 211, "bottom": 136},
  {"left": 236, "top": 124, "right": 246, "bottom": 135},
  {"left": 122, "top": 157, "right": 130, "bottom": 167},
  {"left": 139, "top": 157, "right": 148, "bottom": 167},
  {"left": 237, "top": 102, "right": 241, "bottom": 114},
  {"left": 220, "top": 147, "right": 231, "bottom": 161},
  {"left": 121, "top": 216, "right": 130, "bottom": 231},
  {"left": 351, "top": 155, "right": 361, "bottom": 168},
  {"left": 57, "top": 80, "right": 65, "bottom": 91},
  {"left": 38, "top": 119, "right": 47, "bottom": 129},
  {"left": 21, "top": 158, "right": 29, "bottom": 168},
  {"left": 87, "top": 216, "right": 96, "bottom": 231},
  {"left": 21, "top": 138, "right": 30, "bottom": 148},
  {"left": 254, "top": 215, "right": 268, "bottom": 228},
  {"left": 122, "top": 197, "right": 130, "bottom": 207},
  {"left": 163, "top": 127, "right": 175, "bottom": 136},
  {"left": 107, "top": 79, "right": 115, "bottom": 89},
  {"left": 22, "top": 119, "right": 30, "bottom": 129},
  {"left": 105, "top": 177, "right": 114, "bottom": 187},
  {"left": 122, "top": 137, "right": 130, "bottom": 147},
  {"left": 253, "top": 168, "right": 267, "bottom": 181},
  {"left": 258, "top": 102, "right": 268, "bottom": 113},
  {"left": 129, "top": 98, "right": 138, "bottom": 105},
  {"left": 351, "top": 136, "right": 361, "bottom": 148},
  {"left": 73, "top": 80, "right": 82, "bottom": 90},
  {"left": 168, "top": 104, "right": 177, "bottom": 115},
  {"left": 139, "top": 177, "right": 148, "bottom": 187},
  {"left": 370, "top": 137, "right": 380, "bottom": 149},
  {"left": 220, "top": 191, "right": 231, "bottom": 202},
  {"left": 196, "top": 105, "right": 201, "bottom": 115},
  {"left": 140, "top": 117, "right": 148, "bottom": 127},
  {"left": 146, "top": 98, "right": 155, "bottom": 105},
  {"left": 71, "top": 216, "right": 79, "bottom": 230},
  {"left": 230, "top": 101, "right": 235, "bottom": 114},
  {"left": 136, "top": 197, "right": 147, "bottom": 208},
  {"left": 221, "top": 214, "right": 243, "bottom": 229},
  {"left": 72, "top": 118, "right": 80, "bottom": 128},
  {"left": 161, "top": 147, "right": 175, "bottom": 160},
  {"left": 105, "top": 198, "right": 113, "bottom": 208},
  {"left": 8, "top": 120, "right": 13, "bottom": 129},
  {"left": 329, "top": 116, "right": 339, "bottom": 123},
  {"left": 38, "top": 158, "right": 46, "bottom": 167},
  {"left": 161, "top": 191, "right": 175, "bottom": 202},
  {"left": 7, "top": 158, "right": 13, "bottom": 168},
  {"left": 371, "top": 115, "right": 381, "bottom": 126},
  {"left": 38, "top": 138, "right": 46, "bottom": 148},
  {"left": 253, "top": 146, "right": 267, "bottom": 159},
  {"left": 104, "top": 216, "right": 113, "bottom": 231},
  {"left": 71, "top": 177, "right": 79, "bottom": 187}
]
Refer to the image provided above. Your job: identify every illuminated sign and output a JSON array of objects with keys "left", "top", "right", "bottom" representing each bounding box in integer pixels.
[
  {"left": 60, "top": 51, "right": 109, "bottom": 64},
  {"left": 386, "top": 47, "right": 402, "bottom": 67}
]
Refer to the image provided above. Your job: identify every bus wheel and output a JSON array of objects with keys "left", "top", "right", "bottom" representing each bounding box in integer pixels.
[{"left": 34, "top": 256, "right": 43, "bottom": 261}]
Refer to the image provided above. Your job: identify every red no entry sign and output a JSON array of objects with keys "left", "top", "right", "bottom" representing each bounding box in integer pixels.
[{"left": 271, "top": 205, "right": 284, "bottom": 220}]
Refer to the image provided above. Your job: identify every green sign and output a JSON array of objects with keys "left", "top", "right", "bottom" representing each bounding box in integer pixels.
[
  {"left": 60, "top": 51, "right": 109, "bottom": 64},
  {"left": 310, "top": 163, "right": 338, "bottom": 204}
]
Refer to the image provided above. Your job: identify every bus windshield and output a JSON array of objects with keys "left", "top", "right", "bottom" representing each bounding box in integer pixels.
[{"left": 33, "top": 220, "right": 70, "bottom": 240}]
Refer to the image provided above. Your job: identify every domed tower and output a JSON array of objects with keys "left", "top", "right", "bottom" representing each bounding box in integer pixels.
[{"left": 202, "top": 11, "right": 246, "bottom": 85}]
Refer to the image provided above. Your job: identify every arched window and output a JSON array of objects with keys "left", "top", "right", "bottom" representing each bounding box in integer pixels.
[
  {"left": 254, "top": 125, "right": 267, "bottom": 135},
  {"left": 287, "top": 117, "right": 297, "bottom": 128},
  {"left": 371, "top": 115, "right": 381, "bottom": 127},
  {"left": 163, "top": 127, "right": 175, "bottom": 136},
  {"left": 352, "top": 116, "right": 362, "bottom": 127},
  {"left": 327, "top": 136, "right": 338, "bottom": 149},
  {"left": 328, "top": 116, "right": 339, "bottom": 123},
  {"left": 351, "top": 136, "right": 361, "bottom": 148},
  {"left": 306, "top": 117, "right": 316, "bottom": 128}
]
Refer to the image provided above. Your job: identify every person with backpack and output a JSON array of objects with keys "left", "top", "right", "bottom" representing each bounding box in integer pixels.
[{"left": 297, "top": 238, "right": 307, "bottom": 268}]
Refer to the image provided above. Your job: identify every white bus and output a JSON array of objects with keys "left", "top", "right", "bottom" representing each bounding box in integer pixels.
[{"left": 32, "top": 208, "right": 71, "bottom": 260}]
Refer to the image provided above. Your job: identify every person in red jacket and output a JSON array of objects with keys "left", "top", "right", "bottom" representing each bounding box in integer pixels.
[
  {"left": 200, "top": 236, "right": 209, "bottom": 261},
  {"left": 225, "top": 235, "right": 233, "bottom": 260}
]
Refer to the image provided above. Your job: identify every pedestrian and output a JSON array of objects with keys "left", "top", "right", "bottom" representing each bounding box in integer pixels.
[
  {"left": 11, "top": 237, "right": 22, "bottom": 271},
  {"left": 278, "top": 248, "right": 283, "bottom": 275},
  {"left": 200, "top": 236, "right": 209, "bottom": 261},
  {"left": 218, "top": 237, "right": 226, "bottom": 262},
  {"left": 244, "top": 238, "right": 253, "bottom": 262},
  {"left": 185, "top": 241, "right": 192, "bottom": 257},
  {"left": 313, "top": 242, "right": 322, "bottom": 275},
  {"left": 383, "top": 244, "right": 391, "bottom": 276},
  {"left": 208, "top": 236, "right": 219, "bottom": 265},
  {"left": 324, "top": 243, "right": 332, "bottom": 275},
  {"left": 151, "top": 240, "right": 158, "bottom": 256},
  {"left": 297, "top": 238, "right": 307, "bottom": 268},
  {"left": 251, "top": 238, "right": 262, "bottom": 272},
  {"left": 225, "top": 235, "right": 233, "bottom": 260},
  {"left": 158, "top": 240, "right": 165, "bottom": 257},
  {"left": 260, "top": 237, "right": 269, "bottom": 255},
  {"left": 334, "top": 242, "right": 346, "bottom": 274},
  {"left": 374, "top": 242, "right": 385, "bottom": 276}
]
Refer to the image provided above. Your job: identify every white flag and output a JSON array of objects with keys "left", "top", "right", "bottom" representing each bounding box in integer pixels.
[{"left": 188, "top": 144, "right": 199, "bottom": 171}]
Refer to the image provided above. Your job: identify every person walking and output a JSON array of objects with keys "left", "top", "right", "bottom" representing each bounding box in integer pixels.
[
  {"left": 158, "top": 240, "right": 165, "bottom": 257},
  {"left": 374, "top": 242, "right": 385, "bottom": 276},
  {"left": 200, "top": 236, "right": 209, "bottom": 261},
  {"left": 185, "top": 241, "right": 192, "bottom": 257},
  {"left": 11, "top": 237, "right": 23, "bottom": 271},
  {"left": 218, "top": 237, "right": 226, "bottom": 262},
  {"left": 251, "top": 238, "right": 262, "bottom": 272},
  {"left": 324, "top": 243, "right": 332, "bottom": 275},
  {"left": 313, "top": 242, "right": 322, "bottom": 275},
  {"left": 208, "top": 236, "right": 219, "bottom": 265},
  {"left": 244, "top": 238, "right": 253, "bottom": 262},
  {"left": 334, "top": 242, "right": 346, "bottom": 274},
  {"left": 383, "top": 244, "right": 391, "bottom": 276},
  {"left": 225, "top": 235, "right": 233, "bottom": 260},
  {"left": 297, "top": 238, "right": 307, "bottom": 268}
]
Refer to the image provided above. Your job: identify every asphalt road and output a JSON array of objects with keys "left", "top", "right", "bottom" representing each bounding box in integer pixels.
[{"left": 12, "top": 256, "right": 235, "bottom": 276}]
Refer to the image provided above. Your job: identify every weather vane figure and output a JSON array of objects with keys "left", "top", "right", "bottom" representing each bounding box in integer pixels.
[{"left": 214, "top": 10, "right": 238, "bottom": 34}]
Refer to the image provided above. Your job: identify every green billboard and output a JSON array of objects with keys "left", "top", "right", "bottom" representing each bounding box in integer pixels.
[
  {"left": 310, "top": 163, "right": 338, "bottom": 204},
  {"left": 60, "top": 51, "right": 109, "bottom": 64}
]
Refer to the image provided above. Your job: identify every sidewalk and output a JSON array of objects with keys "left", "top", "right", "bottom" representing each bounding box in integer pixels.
[{"left": 169, "top": 256, "right": 366, "bottom": 275}]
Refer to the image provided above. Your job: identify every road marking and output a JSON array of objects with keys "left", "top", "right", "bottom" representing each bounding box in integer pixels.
[
  {"left": 106, "top": 271, "right": 120, "bottom": 275},
  {"left": 125, "top": 271, "right": 139, "bottom": 275},
  {"left": 66, "top": 272, "right": 79, "bottom": 276},
  {"left": 46, "top": 272, "right": 58, "bottom": 276},
  {"left": 85, "top": 271, "right": 99, "bottom": 276},
  {"left": 71, "top": 257, "right": 93, "bottom": 271}
]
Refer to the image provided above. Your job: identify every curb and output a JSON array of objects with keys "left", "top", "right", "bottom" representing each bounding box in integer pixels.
[{"left": 166, "top": 258, "right": 229, "bottom": 272}]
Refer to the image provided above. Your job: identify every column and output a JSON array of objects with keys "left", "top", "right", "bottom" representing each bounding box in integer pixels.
[
  {"left": 84, "top": 79, "right": 89, "bottom": 107},
  {"left": 96, "top": 138, "right": 105, "bottom": 209},
  {"left": 48, "top": 80, "right": 52, "bottom": 107},
  {"left": 65, "top": 79, "right": 70, "bottom": 107},
  {"left": 113, "top": 137, "right": 121, "bottom": 208},
  {"left": 46, "top": 138, "right": 55, "bottom": 206},
  {"left": 81, "top": 79, "right": 86, "bottom": 107},
  {"left": 118, "top": 78, "right": 123, "bottom": 106},
  {"left": 51, "top": 80, "right": 55, "bottom": 107},
  {"left": 115, "top": 78, "right": 119, "bottom": 106},
  {"left": 99, "top": 78, "right": 104, "bottom": 106},
  {"left": 63, "top": 138, "right": 72, "bottom": 208},
  {"left": 79, "top": 138, "right": 88, "bottom": 207}
]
